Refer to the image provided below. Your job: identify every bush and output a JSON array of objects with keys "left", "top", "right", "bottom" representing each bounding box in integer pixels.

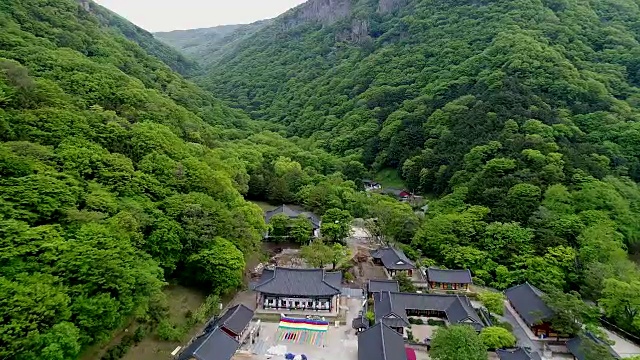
[
  {"left": 365, "top": 310, "right": 375, "bottom": 325},
  {"left": 496, "top": 321, "right": 513, "bottom": 332},
  {"left": 466, "top": 291, "right": 480, "bottom": 300},
  {"left": 409, "top": 317, "right": 424, "bottom": 325},
  {"left": 100, "top": 327, "right": 147, "bottom": 360},
  {"left": 407, "top": 330, "right": 414, "bottom": 341},
  {"left": 133, "top": 326, "right": 146, "bottom": 343},
  {"left": 156, "top": 319, "right": 184, "bottom": 342},
  {"left": 427, "top": 319, "right": 446, "bottom": 326},
  {"left": 479, "top": 326, "right": 516, "bottom": 350},
  {"left": 101, "top": 343, "right": 131, "bottom": 360},
  {"left": 478, "top": 292, "right": 505, "bottom": 315},
  {"left": 344, "top": 272, "right": 354, "bottom": 282},
  {"left": 120, "top": 334, "right": 134, "bottom": 348},
  {"left": 186, "top": 295, "right": 220, "bottom": 328}
]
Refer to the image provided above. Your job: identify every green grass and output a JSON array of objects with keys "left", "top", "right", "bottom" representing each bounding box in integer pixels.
[{"left": 374, "top": 168, "right": 406, "bottom": 189}]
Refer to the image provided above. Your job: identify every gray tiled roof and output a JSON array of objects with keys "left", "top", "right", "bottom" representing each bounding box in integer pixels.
[
  {"left": 264, "top": 204, "right": 321, "bottom": 229},
  {"left": 368, "top": 279, "right": 400, "bottom": 293},
  {"left": 567, "top": 333, "right": 620, "bottom": 360},
  {"left": 373, "top": 291, "right": 409, "bottom": 327},
  {"left": 373, "top": 291, "right": 483, "bottom": 330},
  {"left": 214, "top": 304, "right": 254, "bottom": 335},
  {"left": 426, "top": 268, "right": 473, "bottom": 284},
  {"left": 352, "top": 316, "right": 370, "bottom": 330},
  {"left": 496, "top": 348, "right": 543, "bottom": 360},
  {"left": 358, "top": 322, "right": 408, "bottom": 360},
  {"left": 178, "top": 327, "right": 238, "bottom": 360},
  {"left": 505, "top": 283, "right": 554, "bottom": 326},
  {"left": 252, "top": 267, "right": 342, "bottom": 297},
  {"left": 370, "top": 247, "right": 415, "bottom": 270},
  {"left": 382, "top": 188, "right": 405, "bottom": 197}
]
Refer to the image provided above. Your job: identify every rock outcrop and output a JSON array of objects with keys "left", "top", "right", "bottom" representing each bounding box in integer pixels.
[{"left": 378, "top": 0, "right": 409, "bottom": 13}]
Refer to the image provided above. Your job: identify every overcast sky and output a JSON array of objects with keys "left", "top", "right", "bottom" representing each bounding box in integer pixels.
[{"left": 94, "top": 0, "right": 307, "bottom": 32}]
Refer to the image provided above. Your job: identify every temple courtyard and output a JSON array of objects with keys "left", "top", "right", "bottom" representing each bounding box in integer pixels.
[{"left": 233, "top": 296, "right": 432, "bottom": 360}]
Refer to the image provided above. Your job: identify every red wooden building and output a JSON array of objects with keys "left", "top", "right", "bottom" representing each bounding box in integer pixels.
[{"left": 505, "top": 283, "right": 557, "bottom": 338}]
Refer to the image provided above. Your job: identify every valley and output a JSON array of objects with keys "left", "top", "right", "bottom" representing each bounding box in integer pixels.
[{"left": 2, "top": 0, "right": 640, "bottom": 359}]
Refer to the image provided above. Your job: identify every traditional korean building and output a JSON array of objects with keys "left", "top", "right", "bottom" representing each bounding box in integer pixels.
[
  {"left": 252, "top": 267, "right": 342, "bottom": 312},
  {"left": 566, "top": 332, "right": 620, "bottom": 360},
  {"left": 178, "top": 304, "right": 255, "bottom": 360},
  {"left": 505, "top": 283, "right": 556, "bottom": 338},
  {"left": 358, "top": 322, "right": 408, "bottom": 360},
  {"left": 382, "top": 188, "right": 412, "bottom": 201},
  {"left": 496, "top": 347, "right": 542, "bottom": 360},
  {"left": 370, "top": 247, "right": 415, "bottom": 277},
  {"left": 373, "top": 291, "right": 484, "bottom": 336},
  {"left": 363, "top": 179, "right": 382, "bottom": 191},
  {"left": 264, "top": 205, "right": 321, "bottom": 238},
  {"left": 367, "top": 279, "right": 400, "bottom": 298},
  {"left": 426, "top": 268, "right": 473, "bottom": 291}
]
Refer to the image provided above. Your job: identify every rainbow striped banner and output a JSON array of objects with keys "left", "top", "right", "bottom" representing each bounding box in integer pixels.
[{"left": 278, "top": 317, "right": 329, "bottom": 332}]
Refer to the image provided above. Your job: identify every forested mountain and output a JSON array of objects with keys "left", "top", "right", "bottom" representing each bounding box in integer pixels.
[
  {"left": 192, "top": 0, "right": 640, "bottom": 338},
  {"left": 201, "top": 0, "right": 640, "bottom": 183},
  {"left": 78, "top": 0, "right": 199, "bottom": 75},
  {"left": 4, "top": 0, "right": 640, "bottom": 357},
  {"left": 0, "top": 1, "right": 363, "bottom": 358},
  {"left": 154, "top": 20, "right": 269, "bottom": 65}
]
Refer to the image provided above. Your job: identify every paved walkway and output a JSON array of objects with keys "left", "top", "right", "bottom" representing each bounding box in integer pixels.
[
  {"left": 501, "top": 301, "right": 542, "bottom": 352},
  {"left": 602, "top": 328, "right": 640, "bottom": 358}
]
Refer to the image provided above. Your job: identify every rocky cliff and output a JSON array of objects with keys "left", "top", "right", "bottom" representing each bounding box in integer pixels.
[{"left": 283, "top": 0, "right": 409, "bottom": 27}]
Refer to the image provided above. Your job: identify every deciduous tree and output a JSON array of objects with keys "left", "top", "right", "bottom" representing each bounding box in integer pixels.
[
  {"left": 320, "top": 208, "right": 352, "bottom": 243},
  {"left": 430, "top": 325, "right": 488, "bottom": 360},
  {"left": 479, "top": 326, "right": 516, "bottom": 350}
]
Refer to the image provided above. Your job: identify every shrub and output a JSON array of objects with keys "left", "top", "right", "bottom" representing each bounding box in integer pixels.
[
  {"left": 156, "top": 319, "right": 184, "bottom": 342},
  {"left": 365, "top": 310, "right": 375, "bottom": 325},
  {"left": 496, "top": 321, "right": 513, "bottom": 332},
  {"left": 120, "top": 334, "right": 134, "bottom": 348},
  {"left": 479, "top": 326, "right": 516, "bottom": 350},
  {"left": 133, "top": 326, "right": 146, "bottom": 343},
  {"left": 427, "top": 319, "right": 446, "bottom": 326},
  {"left": 344, "top": 272, "right": 354, "bottom": 282},
  {"left": 101, "top": 343, "right": 131, "bottom": 360},
  {"left": 409, "top": 317, "right": 425, "bottom": 325},
  {"left": 407, "top": 330, "right": 414, "bottom": 341},
  {"left": 100, "top": 328, "right": 146, "bottom": 360},
  {"left": 478, "top": 292, "right": 505, "bottom": 315},
  {"left": 466, "top": 291, "right": 480, "bottom": 300}
]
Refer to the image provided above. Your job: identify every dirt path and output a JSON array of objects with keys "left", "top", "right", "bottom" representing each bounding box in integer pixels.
[{"left": 345, "top": 226, "right": 388, "bottom": 286}]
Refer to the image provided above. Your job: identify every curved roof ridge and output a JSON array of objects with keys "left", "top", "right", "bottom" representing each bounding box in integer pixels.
[
  {"left": 322, "top": 270, "right": 342, "bottom": 291},
  {"left": 380, "top": 322, "right": 387, "bottom": 360}
]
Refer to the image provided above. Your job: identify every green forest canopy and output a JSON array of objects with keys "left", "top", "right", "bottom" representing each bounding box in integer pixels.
[
  {"left": 0, "top": 0, "right": 367, "bottom": 358},
  {"left": 3, "top": 0, "right": 640, "bottom": 358},
  {"left": 194, "top": 0, "right": 640, "bottom": 340}
]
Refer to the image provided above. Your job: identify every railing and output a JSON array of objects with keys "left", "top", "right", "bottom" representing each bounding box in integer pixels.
[{"left": 600, "top": 317, "right": 640, "bottom": 345}]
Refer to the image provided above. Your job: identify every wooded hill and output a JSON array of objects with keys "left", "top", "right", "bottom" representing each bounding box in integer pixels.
[
  {"left": 3, "top": 0, "right": 640, "bottom": 358},
  {"left": 190, "top": 0, "right": 640, "bottom": 342},
  {"left": 154, "top": 20, "right": 269, "bottom": 66},
  {"left": 0, "top": 0, "right": 369, "bottom": 358}
]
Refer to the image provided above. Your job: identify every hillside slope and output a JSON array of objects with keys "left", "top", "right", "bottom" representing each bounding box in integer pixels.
[
  {"left": 201, "top": 0, "right": 640, "bottom": 185},
  {"left": 155, "top": 20, "right": 269, "bottom": 65},
  {"left": 0, "top": 0, "right": 358, "bottom": 358},
  {"left": 77, "top": 0, "right": 199, "bottom": 75},
  {"left": 194, "top": 1, "right": 640, "bottom": 339}
]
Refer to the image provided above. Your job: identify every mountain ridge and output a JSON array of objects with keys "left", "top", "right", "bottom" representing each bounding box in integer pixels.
[{"left": 154, "top": 20, "right": 270, "bottom": 65}]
